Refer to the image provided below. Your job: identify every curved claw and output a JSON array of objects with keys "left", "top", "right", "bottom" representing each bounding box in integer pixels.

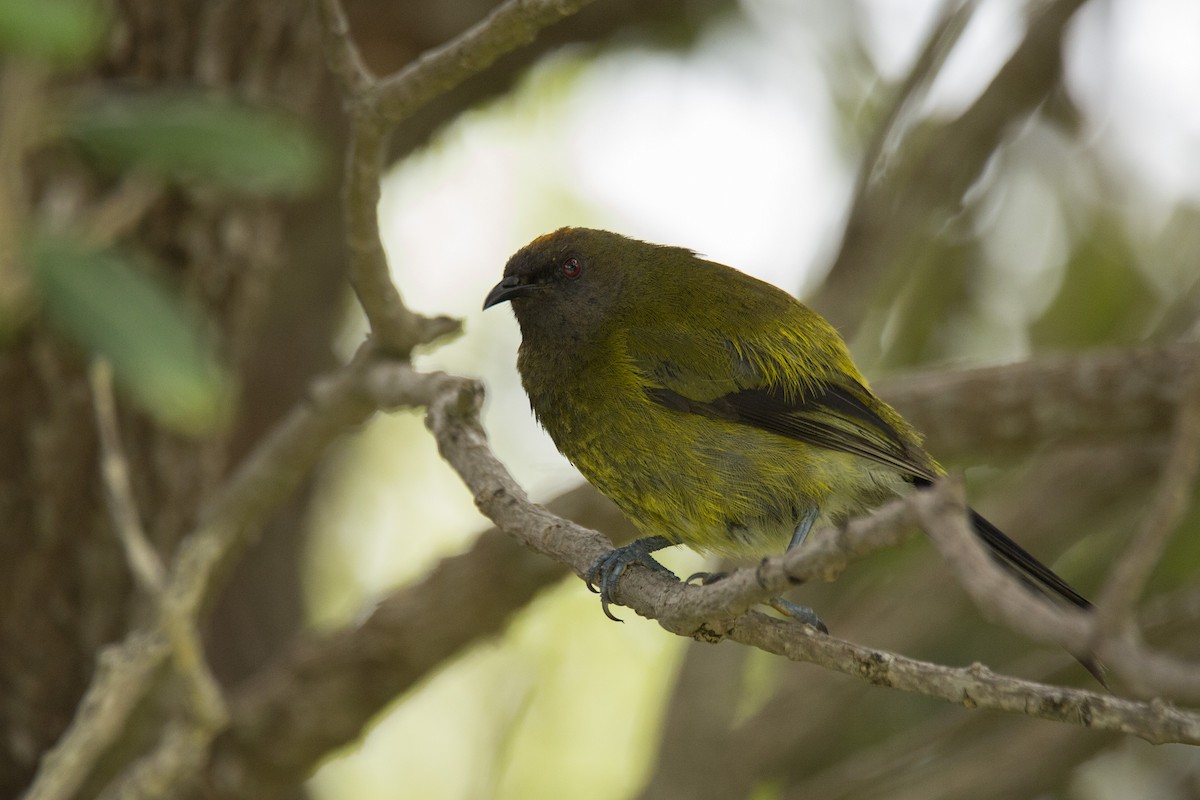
[
  {"left": 769, "top": 597, "right": 829, "bottom": 634},
  {"left": 684, "top": 571, "right": 728, "bottom": 586},
  {"left": 688, "top": 571, "right": 828, "bottom": 633},
  {"left": 585, "top": 536, "right": 676, "bottom": 622}
]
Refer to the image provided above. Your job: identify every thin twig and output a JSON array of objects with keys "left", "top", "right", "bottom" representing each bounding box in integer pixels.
[
  {"left": 27, "top": 346, "right": 384, "bottom": 800},
  {"left": 315, "top": 0, "right": 590, "bottom": 353},
  {"left": 908, "top": 478, "right": 1092, "bottom": 652},
  {"left": 911, "top": 475, "right": 1200, "bottom": 702},
  {"left": 90, "top": 360, "right": 167, "bottom": 594},
  {"left": 372, "top": 0, "right": 602, "bottom": 125},
  {"left": 340, "top": 114, "right": 427, "bottom": 351},
  {"left": 852, "top": 0, "right": 977, "bottom": 202},
  {"left": 1094, "top": 366, "right": 1200, "bottom": 632},
  {"left": 80, "top": 176, "right": 163, "bottom": 248},
  {"left": 725, "top": 611, "right": 1199, "bottom": 745},
  {"left": 314, "top": 0, "right": 448, "bottom": 351},
  {"left": 87, "top": 360, "right": 229, "bottom": 798},
  {"left": 22, "top": 632, "right": 170, "bottom": 800},
  {"left": 314, "top": 0, "right": 374, "bottom": 96},
  {"left": 90, "top": 360, "right": 228, "bottom": 724}
]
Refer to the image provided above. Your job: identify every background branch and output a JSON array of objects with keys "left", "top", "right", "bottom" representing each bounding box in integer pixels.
[
  {"left": 816, "top": 0, "right": 1089, "bottom": 335},
  {"left": 1094, "top": 368, "right": 1200, "bottom": 633}
]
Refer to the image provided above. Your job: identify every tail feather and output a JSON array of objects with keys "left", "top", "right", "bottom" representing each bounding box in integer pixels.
[
  {"left": 910, "top": 477, "right": 1105, "bottom": 685},
  {"left": 967, "top": 507, "right": 1091, "bottom": 610},
  {"left": 910, "top": 476, "right": 1090, "bottom": 610}
]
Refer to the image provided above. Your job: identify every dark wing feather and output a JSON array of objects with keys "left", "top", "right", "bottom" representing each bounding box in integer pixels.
[
  {"left": 656, "top": 379, "right": 1096, "bottom": 617},
  {"left": 647, "top": 380, "right": 937, "bottom": 480},
  {"left": 637, "top": 339, "right": 1094, "bottom": 621}
]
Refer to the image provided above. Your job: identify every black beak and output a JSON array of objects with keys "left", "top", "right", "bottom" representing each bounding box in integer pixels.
[{"left": 483, "top": 275, "right": 538, "bottom": 310}]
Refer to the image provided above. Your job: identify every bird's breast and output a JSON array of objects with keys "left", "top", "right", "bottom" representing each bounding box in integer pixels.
[{"left": 523, "top": 360, "right": 810, "bottom": 556}]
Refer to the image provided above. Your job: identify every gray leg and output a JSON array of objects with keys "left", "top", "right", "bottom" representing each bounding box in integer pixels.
[
  {"left": 769, "top": 598, "right": 828, "bottom": 633},
  {"left": 777, "top": 506, "right": 827, "bottom": 632},
  {"left": 788, "top": 506, "right": 820, "bottom": 551}
]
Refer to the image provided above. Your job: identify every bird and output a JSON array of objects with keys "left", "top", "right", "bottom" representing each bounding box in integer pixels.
[{"left": 483, "top": 226, "right": 1092, "bottom": 649}]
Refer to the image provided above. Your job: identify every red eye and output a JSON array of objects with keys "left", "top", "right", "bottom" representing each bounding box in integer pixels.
[{"left": 561, "top": 257, "right": 582, "bottom": 279}]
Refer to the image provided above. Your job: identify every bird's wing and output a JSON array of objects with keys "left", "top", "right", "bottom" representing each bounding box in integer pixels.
[{"left": 627, "top": 328, "right": 937, "bottom": 480}]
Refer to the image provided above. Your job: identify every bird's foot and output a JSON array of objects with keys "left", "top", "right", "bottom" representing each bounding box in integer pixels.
[
  {"left": 768, "top": 597, "right": 829, "bottom": 634},
  {"left": 684, "top": 571, "right": 828, "bottom": 633},
  {"left": 586, "top": 536, "right": 676, "bottom": 622}
]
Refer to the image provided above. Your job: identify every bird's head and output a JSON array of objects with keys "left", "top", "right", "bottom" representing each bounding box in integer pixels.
[{"left": 484, "top": 227, "right": 692, "bottom": 346}]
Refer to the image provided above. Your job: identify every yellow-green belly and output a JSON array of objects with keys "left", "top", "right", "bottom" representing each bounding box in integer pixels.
[{"left": 538, "top": 384, "right": 903, "bottom": 558}]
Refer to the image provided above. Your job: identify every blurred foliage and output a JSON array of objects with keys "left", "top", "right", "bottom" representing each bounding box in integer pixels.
[
  {"left": 28, "top": 235, "right": 231, "bottom": 432},
  {"left": 0, "top": 0, "right": 106, "bottom": 64},
  {"left": 0, "top": 0, "right": 325, "bottom": 433},
  {"left": 66, "top": 92, "right": 325, "bottom": 195},
  {"left": 1030, "top": 219, "right": 1156, "bottom": 348}
]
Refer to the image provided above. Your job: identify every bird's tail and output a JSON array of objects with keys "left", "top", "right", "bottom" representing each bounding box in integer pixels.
[
  {"left": 968, "top": 505, "right": 1091, "bottom": 610},
  {"left": 911, "top": 477, "right": 1105, "bottom": 684},
  {"left": 911, "top": 476, "right": 1090, "bottom": 610}
]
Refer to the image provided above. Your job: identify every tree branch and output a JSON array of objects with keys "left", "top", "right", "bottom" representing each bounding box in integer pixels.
[
  {"left": 879, "top": 342, "right": 1197, "bottom": 463},
  {"left": 371, "top": 0, "right": 602, "bottom": 126},
  {"left": 816, "top": 0, "right": 1091, "bottom": 334},
  {"left": 316, "top": 0, "right": 599, "bottom": 352},
  {"left": 421, "top": 358, "right": 1200, "bottom": 744},
  {"left": 849, "top": 0, "right": 977, "bottom": 216},
  {"left": 725, "top": 612, "right": 1198, "bottom": 745},
  {"left": 163, "top": 344, "right": 1194, "bottom": 799},
  {"left": 26, "top": 345, "right": 383, "bottom": 800},
  {"left": 1094, "top": 366, "right": 1200, "bottom": 633}
]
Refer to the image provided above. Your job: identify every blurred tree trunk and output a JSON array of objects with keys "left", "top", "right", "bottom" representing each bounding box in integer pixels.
[{"left": 0, "top": 1, "right": 337, "bottom": 795}]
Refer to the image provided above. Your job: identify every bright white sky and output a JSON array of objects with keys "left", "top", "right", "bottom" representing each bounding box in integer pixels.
[{"left": 311, "top": 2, "right": 1200, "bottom": 798}]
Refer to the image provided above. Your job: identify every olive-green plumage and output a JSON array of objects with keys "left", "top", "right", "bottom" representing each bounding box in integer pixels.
[{"left": 485, "top": 227, "right": 1089, "bottom": 623}]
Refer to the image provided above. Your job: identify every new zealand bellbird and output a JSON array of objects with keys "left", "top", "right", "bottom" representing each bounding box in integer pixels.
[{"left": 484, "top": 227, "right": 1090, "bottom": 628}]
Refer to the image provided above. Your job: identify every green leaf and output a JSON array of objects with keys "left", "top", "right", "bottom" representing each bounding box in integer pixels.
[
  {"left": 0, "top": 0, "right": 107, "bottom": 64},
  {"left": 29, "top": 235, "right": 231, "bottom": 433},
  {"left": 67, "top": 92, "right": 324, "bottom": 195}
]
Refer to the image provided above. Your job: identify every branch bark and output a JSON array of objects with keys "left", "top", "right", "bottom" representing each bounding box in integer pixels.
[
  {"left": 186, "top": 342, "right": 1200, "bottom": 798},
  {"left": 421, "top": 359, "right": 1200, "bottom": 744}
]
